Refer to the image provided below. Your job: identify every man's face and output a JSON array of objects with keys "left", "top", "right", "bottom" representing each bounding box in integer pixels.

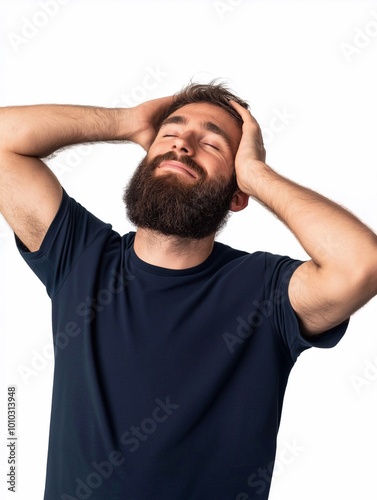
[
  {"left": 124, "top": 103, "right": 244, "bottom": 240},
  {"left": 150, "top": 102, "right": 242, "bottom": 183}
]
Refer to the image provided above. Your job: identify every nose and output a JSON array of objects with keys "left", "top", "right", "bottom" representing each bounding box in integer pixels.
[{"left": 171, "top": 133, "right": 195, "bottom": 156}]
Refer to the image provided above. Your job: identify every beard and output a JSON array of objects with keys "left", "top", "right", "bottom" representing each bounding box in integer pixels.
[{"left": 123, "top": 151, "right": 237, "bottom": 239}]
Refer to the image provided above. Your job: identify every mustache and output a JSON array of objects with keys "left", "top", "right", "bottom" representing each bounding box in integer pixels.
[{"left": 148, "top": 151, "right": 207, "bottom": 180}]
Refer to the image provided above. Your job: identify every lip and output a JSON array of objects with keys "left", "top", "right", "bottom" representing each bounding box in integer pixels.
[{"left": 158, "top": 160, "right": 198, "bottom": 179}]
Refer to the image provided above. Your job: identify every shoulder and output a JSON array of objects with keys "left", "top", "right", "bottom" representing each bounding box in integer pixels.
[
  {"left": 213, "top": 242, "right": 303, "bottom": 284},
  {"left": 214, "top": 240, "right": 257, "bottom": 260},
  {"left": 214, "top": 241, "right": 298, "bottom": 268},
  {"left": 212, "top": 240, "right": 267, "bottom": 273}
]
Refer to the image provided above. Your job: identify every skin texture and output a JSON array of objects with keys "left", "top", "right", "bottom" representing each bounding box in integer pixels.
[
  {"left": 0, "top": 96, "right": 376, "bottom": 338},
  {"left": 0, "top": 97, "right": 173, "bottom": 253},
  {"left": 230, "top": 100, "right": 377, "bottom": 335},
  {"left": 132, "top": 102, "right": 249, "bottom": 268}
]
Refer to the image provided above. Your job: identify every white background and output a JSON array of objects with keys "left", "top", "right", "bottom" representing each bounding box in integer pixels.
[{"left": 0, "top": 0, "right": 377, "bottom": 499}]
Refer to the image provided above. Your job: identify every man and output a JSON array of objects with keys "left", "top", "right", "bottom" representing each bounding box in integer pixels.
[{"left": 0, "top": 82, "right": 376, "bottom": 500}]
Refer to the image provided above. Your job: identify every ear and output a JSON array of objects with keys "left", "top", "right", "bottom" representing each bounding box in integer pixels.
[{"left": 229, "top": 189, "right": 249, "bottom": 212}]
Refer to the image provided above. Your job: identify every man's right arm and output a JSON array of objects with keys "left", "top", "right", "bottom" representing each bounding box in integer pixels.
[{"left": 0, "top": 97, "right": 173, "bottom": 252}]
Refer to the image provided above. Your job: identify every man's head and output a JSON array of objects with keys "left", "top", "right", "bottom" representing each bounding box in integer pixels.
[
  {"left": 155, "top": 81, "right": 249, "bottom": 130},
  {"left": 124, "top": 81, "right": 249, "bottom": 239}
]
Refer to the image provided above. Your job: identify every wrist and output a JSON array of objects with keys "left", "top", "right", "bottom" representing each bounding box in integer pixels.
[
  {"left": 236, "top": 160, "right": 272, "bottom": 198},
  {"left": 115, "top": 107, "right": 135, "bottom": 141}
]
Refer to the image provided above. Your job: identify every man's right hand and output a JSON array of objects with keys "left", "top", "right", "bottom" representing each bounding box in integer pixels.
[
  {"left": 0, "top": 95, "right": 174, "bottom": 252},
  {"left": 123, "top": 95, "right": 174, "bottom": 151}
]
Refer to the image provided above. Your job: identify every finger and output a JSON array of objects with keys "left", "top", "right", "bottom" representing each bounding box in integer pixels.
[
  {"left": 152, "top": 95, "right": 176, "bottom": 126},
  {"left": 229, "top": 100, "right": 261, "bottom": 128},
  {"left": 229, "top": 100, "right": 266, "bottom": 161}
]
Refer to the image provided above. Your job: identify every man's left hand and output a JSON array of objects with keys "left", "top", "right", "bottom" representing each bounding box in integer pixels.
[{"left": 229, "top": 100, "right": 266, "bottom": 197}]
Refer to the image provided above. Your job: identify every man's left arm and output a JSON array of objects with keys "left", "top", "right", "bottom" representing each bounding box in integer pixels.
[{"left": 230, "top": 101, "right": 377, "bottom": 336}]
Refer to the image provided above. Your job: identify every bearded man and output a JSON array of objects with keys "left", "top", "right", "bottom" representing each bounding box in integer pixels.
[{"left": 1, "top": 82, "right": 376, "bottom": 500}]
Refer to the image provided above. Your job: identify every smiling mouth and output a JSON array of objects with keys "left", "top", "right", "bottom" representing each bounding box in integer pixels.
[{"left": 158, "top": 160, "right": 198, "bottom": 179}]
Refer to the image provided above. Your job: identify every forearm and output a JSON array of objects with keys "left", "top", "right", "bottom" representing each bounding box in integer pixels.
[
  {"left": 231, "top": 99, "right": 377, "bottom": 332},
  {"left": 243, "top": 162, "right": 377, "bottom": 277},
  {"left": 0, "top": 104, "right": 131, "bottom": 158}
]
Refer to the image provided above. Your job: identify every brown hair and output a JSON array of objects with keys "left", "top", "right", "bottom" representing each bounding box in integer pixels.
[{"left": 157, "top": 80, "right": 249, "bottom": 128}]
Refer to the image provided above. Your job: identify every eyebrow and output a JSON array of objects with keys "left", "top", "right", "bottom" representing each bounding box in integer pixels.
[{"left": 161, "top": 115, "right": 233, "bottom": 149}]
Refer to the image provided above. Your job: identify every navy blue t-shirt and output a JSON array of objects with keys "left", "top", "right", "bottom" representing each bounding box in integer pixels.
[{"left": 16, "top": 190, "right": 348, "bottom": 500}]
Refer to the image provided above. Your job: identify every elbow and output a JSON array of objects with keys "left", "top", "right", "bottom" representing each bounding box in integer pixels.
[
  {"left": 333, "top": 248, "right": 377, "bottom": 310},
  {"left": 354, "top": 249, "right": 377, "bottom": 303},
  {"left": 366, "top": 259, "right": 377, "bottom": 298}
]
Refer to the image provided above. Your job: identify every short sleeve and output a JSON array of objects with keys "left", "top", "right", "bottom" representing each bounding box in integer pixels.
[
  {"left": 264, "top": 253, "right": 349, "bottom": 362},
  {"left": 15, "top": 189, "right": 112, "bottom": 298}
]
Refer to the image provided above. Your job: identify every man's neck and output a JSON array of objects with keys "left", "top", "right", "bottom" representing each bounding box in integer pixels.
[{"left": 133, "top": 228, "right": 215, "bottom": 270}]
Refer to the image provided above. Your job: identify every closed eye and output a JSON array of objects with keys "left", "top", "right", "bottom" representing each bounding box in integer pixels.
[
  {"left": 162, "top": 134, "right": 220, "bottom": 151},
  {"left": 203, "top": 143, "right": 219, "bottom": 151}
]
